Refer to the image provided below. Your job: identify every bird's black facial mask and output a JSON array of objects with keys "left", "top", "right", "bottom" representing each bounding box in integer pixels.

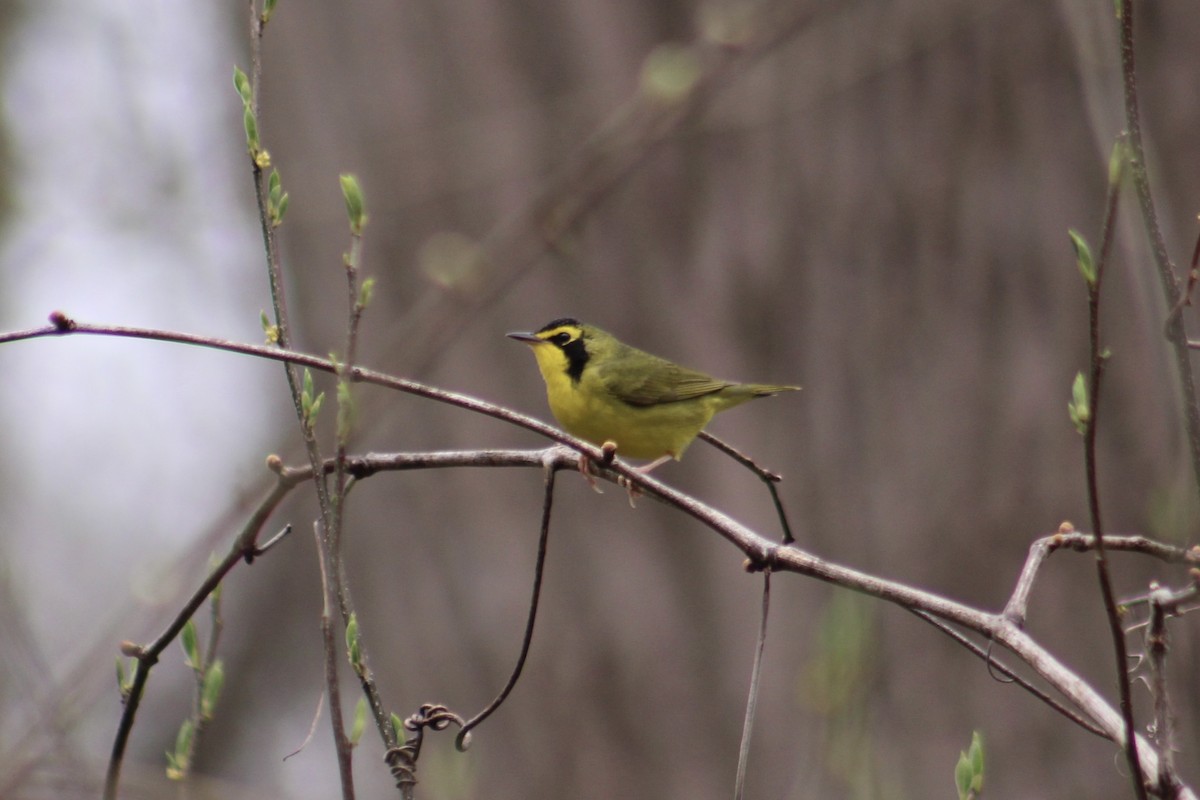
[{"left": 559, "top": 333, "right": 588, "bottom": 383}]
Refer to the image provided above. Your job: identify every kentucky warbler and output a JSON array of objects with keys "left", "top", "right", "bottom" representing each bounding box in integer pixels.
[{"left": 508, "top": 318, "right": 799, "bottom": 473}]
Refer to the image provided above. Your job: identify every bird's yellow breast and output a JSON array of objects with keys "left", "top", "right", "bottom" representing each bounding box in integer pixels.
[{"left": 530, "top": 342, "right": 718, "bottom": 460}]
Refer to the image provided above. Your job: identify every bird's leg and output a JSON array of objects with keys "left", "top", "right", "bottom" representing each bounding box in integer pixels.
[
  {"left": 618, "top": 454, "right": 673, "bottom": 507},
  {"left": 576, "top": 441, "right": 618, "bottom": 494}
]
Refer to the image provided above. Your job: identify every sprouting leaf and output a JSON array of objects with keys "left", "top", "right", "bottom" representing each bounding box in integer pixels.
[{"left": 1068, "top": 229, "right": 1096, "bottom": 287}]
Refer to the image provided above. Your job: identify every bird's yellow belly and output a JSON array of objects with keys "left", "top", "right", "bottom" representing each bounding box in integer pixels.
[{"left": 547, "top": 386, "right": 714, "bottom": 461}]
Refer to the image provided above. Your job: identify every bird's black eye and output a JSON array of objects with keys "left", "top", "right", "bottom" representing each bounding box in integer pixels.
[{"left": 550, "top": 331, "right": 573, "bottom": 346}]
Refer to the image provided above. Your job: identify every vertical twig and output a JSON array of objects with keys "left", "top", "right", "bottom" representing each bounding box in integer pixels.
[
  {"left": 1080, "top": 136, "right": 1148, "bottom": 799},
  {"left": 455, "top": 464, "right": 558, "bottom": 749},
  {"left": 326, "top": 180, "right": 396, "bottom": 751},
  {"left": 1117, "top": 0, "right": 1200, "bottom": 494},
  {"left": 1145, "top": 586, "right": 1179, "bottom": 797},
  {"left": 314, "top": 524, "right": 356, "bottom": 799},
  {"left": 733, "top": 570, "right": 771, "bottom": 800}
]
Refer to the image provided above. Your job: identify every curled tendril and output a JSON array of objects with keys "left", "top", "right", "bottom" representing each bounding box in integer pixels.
[{"left": 383, "top": 704, "right": 466, "bottom": 791}]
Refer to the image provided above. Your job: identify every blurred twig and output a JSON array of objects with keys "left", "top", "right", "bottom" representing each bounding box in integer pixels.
[{"left": 1116, "top": 0, "right": 1200, "bottom": 498}]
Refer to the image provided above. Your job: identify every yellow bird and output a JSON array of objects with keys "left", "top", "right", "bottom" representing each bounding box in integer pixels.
[{"left": 508, "top": 318, "right": 799, "bottom": 475}]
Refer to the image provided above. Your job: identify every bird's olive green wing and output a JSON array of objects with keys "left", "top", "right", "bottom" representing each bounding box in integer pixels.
[{"left": 594, "top": 346, "right": 731, "bottom": 407}]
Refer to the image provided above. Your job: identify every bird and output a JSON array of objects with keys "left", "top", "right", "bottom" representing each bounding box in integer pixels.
[{"left": 507, "top": 318, "right": 799, "bottom": 482}]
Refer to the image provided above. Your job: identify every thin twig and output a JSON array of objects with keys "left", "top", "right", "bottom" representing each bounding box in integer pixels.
[
  {"left": 455, "top": 462, "right": 558, "bottom": 750},
  {"left": 1116, "top": 0, "right": 1200, "bottom": 497},
  {"left": 733, "top": 570, "right": 771, "bottom": 800},
  {"left": 699, "top": 431, "right": 796, "bottom": 544},
  {"left": 1004, "top": 530, "right": 1199, "bottom": 626},
  {"left": 313, "top": 522, "right": 356, "bottom": 799},
  {"left": 908, "top": 609, "right": 1108, "bottom": 739},
  {"left": 102, "top": 485, "right": 293, "bottom": 800},
  {"left": 1081, "top": 129, "right": 1147, "bottom": 800}
]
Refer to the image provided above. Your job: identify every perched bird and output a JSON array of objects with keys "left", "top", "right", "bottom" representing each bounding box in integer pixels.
[{"left": 507, "top": 318, "right": 799, "bottom": 478}]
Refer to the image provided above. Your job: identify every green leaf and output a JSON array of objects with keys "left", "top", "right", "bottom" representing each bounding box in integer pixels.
[
  {"left": 232, "top": 66, "right": 252, "bottom": 106},
  {"left": 345, "top": 612, "right": 361, "bottom": 670},
  {"left": 308, "top": 391, "right": 325, "bottom": 425},
  {"left": 273, "top": 191, "right": 290, "bottom": 225},
  {"left": 390, "top": 712, "right": 405, "bottom": 741},
  {"left": 358, "top": 276, "right": 375, "bottom": 310},
  {"left": 200, "top": 660, "right": 225, "bottom": 721},
  {"left": 263, "top": 0, "right": 279, "bottom": 24},
  {"left": 955, "top": 752, "right": 973, "bottom": 800},
  {"left": 337, "top": 380, "right": 356, "bottom": 446},
  {"left": 1068, "top": 229, "right": 1096, "bottom": 287},
  {"left": 339, "top": 174, "right": 367, "bottom": 234},
  {"left": 242, "top": 104, "right": 260, "bottom": 153},
  {"left": 1107, "top": 138, "right": 1127, "bottom": 188},
  {"left": 350, "top": 697, "right": 368, "bottom": 746},
  {"left": 167, "top": 719, "right": 195, "bottom": 780},
  {"left": 968, "top": 731, "right": 984, "bottom": 792},
  {"left": 181, "top": 620, "right": 200, "bottom": 670},
  {"left": 1068, "top": 371, "right": 1090, "bottom": 435}
]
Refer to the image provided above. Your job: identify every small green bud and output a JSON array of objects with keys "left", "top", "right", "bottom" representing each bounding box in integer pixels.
[
  {"left": 345, "top": 612, "right": 362, "bottom": 670},
  {"left": 337, "top": 381, "right": 356, "bottom": 446},
  {"left": 233, "top": 66, "right": 253, "bottom": 106},
  {"left": 181, "top": 620, "right": 200, "bottom": 671},
  {"left": 954, "top": 730, "right": 984, "bottom": 798},
  {"left": 390, "top": 712, "right": 405, "bottom": 740},
  {"left": 1069, "top": 372, "right": 1090, "bottom": 435},
  {"left": 166, "top": 719, "right": 195, "bottom": 780},
  {"left": 339, "top": 174, "right": 367, "bottom": 234},
  {"left": 263, "top": 0, "right": 279, "bottom": 24},
  {"left": 308, "top": 391, "right": 325, "bottom": 426},
  {"left": 273, "top": 191, "right": 290, "bottom": 226},
  {"left": 200, "top": 660, "right": 225, "bottom": 721},
  {"left": 969, "top": 731, "right": 984, "bottom": 786},
  {"left": 243, "top": 105, "right": 260, "bottom": 153},
  {"left": 349, "top": 697, "right": 368, "bottom": 746},
  {"left": 1107, "top": 138, "right": 1127, "bottom": 187},
  {"left": 260, "top": 310, "right": 280, "bottom": 345},
  {"left": 358, "top": 276, "right": 376, "bottom": 310},
  {"left": 1068, "top": 229, "right": 1096, "bottom": 287}
]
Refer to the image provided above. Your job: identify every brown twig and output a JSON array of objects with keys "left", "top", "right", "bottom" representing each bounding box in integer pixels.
[
  {"left": 1078, "top": 131, "right": 1147, "bottom": 799},
  {"left": 313, "top": 522, "right": 356, "bottom": 799},
  {"left": 102, "top": 480, "right": 293, "bottom": 800},
  {"left": 1004, "top": 531, "right": 1200, "bottom": 626},
  {"left": 908, "top": 608, "right": 1109, "bottom": 738},
  {"left": 699, "top": 431, "right": 796, "bottom": 544},
  {"left": 1116, "top": 0, "right": 1200, "bottom": 498},
  {"left": 455, "top": 461, "right": 558, "bottom": 750},
  {"left": 732, "top": 569, "right": 770, "bottom": 800}
]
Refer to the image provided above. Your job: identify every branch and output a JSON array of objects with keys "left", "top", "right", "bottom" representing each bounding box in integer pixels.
[
  {"left": 10, "top": 318, "right": 1197, "bottom": 798},
  {"left": 102, "top": 480, "right": 293, "bottom": 800},
  {"left": 1079, "top": 133, "right": 1147, "bottom": 800},
  {"left": 1117, "top": 0, "right": 1200, "bottom": 495}
]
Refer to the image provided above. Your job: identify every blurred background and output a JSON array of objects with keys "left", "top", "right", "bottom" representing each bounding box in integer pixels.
[{"left": 1, "top": 0, "right": 1198, "bottom": 797}]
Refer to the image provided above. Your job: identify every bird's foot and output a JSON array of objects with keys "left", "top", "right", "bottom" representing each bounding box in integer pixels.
[
  {"left": 617, "top": 454, "right": 673, "bottom": 508},
  {"left": 576, "top": 442, "right": 618, "bottom": 493}
]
